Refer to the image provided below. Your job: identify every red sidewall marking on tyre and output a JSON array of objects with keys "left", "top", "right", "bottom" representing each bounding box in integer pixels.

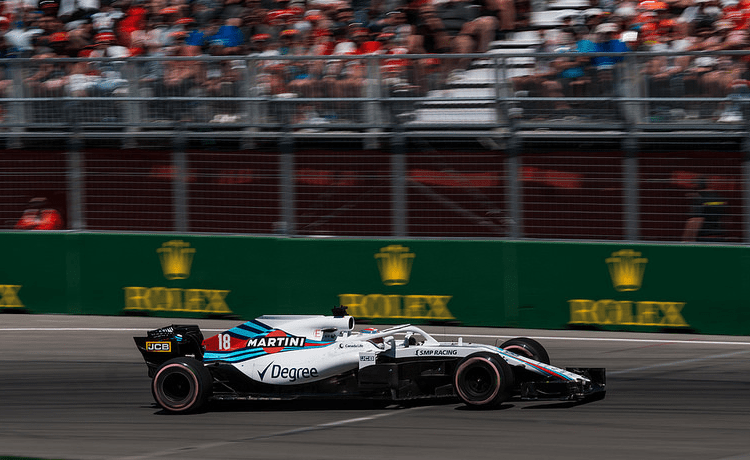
[
  {"left": 455, "top": 356, "right": 501, "bottom": 405},
  {"left": 154, "top": 363, "right": 199, "bottom": 411},
  {"left": 503, "top": 345, "right": 532, "bottom": 358}
]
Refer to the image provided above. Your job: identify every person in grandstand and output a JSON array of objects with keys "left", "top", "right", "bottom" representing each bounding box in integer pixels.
[
  {"left": 590, "top": 22, "right": 630, "bottom": 96},
  {"left": 23, "top": 51, "right": 69, "bottom": 96},
  {"left": 549, "top": 27, "right": 594, "bottom": 101},
  {"left": 436, "top": 0, "right": 499, "bottom": 75},
  {"left": 14, "top": 196, "right": 64, "bottom": 230}
]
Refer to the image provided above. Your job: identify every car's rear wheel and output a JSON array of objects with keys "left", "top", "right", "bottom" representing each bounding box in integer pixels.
[
  {"left": 500, "top": 337, "right": 550, "bottom": 364},
  {"left": 454, "top": 353, "right": 514, "bottom": 408},
  {"left": 152, "top": 357, "right": 212, "bottom": 413}
]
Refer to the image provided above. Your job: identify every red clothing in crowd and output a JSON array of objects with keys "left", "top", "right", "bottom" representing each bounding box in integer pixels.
[{"left": 15, "top": 209, "right": 64, "bottom": 230}]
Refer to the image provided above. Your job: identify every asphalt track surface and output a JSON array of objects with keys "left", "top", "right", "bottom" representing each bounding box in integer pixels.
[{"left": 1, "top": 315, "right": 749, "bottom": 460}]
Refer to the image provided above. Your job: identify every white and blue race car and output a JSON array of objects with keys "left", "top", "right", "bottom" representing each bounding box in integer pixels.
[{"left": 134, "top": 308, "right": 605, "bottom": 413}]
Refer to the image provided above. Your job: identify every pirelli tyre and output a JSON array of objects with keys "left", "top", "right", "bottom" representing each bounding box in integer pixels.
[
  {"left": 152, "top": 357, "right": 213, "bottom": 413},
  {"left": 454, "top": 353, "right": 514, "bottom": 408},
  {"left": 500, "top": 337, "right": 550, "bottom": 364}
]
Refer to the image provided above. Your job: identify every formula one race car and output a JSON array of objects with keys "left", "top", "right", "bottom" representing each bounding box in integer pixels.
[{"left": 134, "top": 308, "right": 606, "bottom": 413}]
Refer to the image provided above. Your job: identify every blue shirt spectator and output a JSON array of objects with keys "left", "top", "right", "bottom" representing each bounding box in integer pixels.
[
  {"left": 592, "top": 23, "right": 629, "bottom": 70},
  {"left": 186, "top": 29, "right": 207, "bottom": 47},
  {"left": 208, "top": 20, "right": 245, "bottom": 48}
]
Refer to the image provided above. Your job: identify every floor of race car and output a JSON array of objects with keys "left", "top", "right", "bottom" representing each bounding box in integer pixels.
[{"left": 1, "top": 315, "right": 749, "bottom": 460}]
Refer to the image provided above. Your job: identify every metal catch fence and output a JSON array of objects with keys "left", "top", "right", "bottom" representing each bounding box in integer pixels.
[
  {"left": 3, "top": 51, "right": 750, "bottom": 134},
  {"left": 1, "top": 145, "right": 747, "bottom": 243},
  {"left": 1, "top": 52, "right": 750, "bottom": 243}
]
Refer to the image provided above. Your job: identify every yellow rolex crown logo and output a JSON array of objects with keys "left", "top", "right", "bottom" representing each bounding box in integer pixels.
[
  {"left": 158, "top": 240, "right": 196, "bottom": 280},
  {"left": 606, "top": 249, "right": 647, "bottom": 292},
  {"left": 375, "top": 245, "right": 415, "bottom": 286}
]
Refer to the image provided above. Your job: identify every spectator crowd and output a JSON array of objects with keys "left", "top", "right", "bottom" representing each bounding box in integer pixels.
[
  {"left": 514, "top": 0, "right": 750, "bottom": 121},
  {"left": 1, "top": 0, "right": 749, "bottom": 122}
]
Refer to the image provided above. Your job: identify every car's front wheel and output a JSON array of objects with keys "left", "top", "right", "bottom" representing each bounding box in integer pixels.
[
  {"left": 152, "top": 357, "right": 212, "bottom": 413},
  {"left": 500, "top": 337, "right": 550, "bottom": 364},
  {"left": 454, "top": 353, "right": 514, "bottom": 408}
]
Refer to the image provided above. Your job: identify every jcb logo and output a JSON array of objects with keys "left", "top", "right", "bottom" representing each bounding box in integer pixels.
[{"left": 146, "top": 342, "right": 171, "bottom": 352}]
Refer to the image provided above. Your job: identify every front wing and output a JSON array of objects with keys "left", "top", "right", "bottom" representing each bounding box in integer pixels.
[{"left": 519, "top": 367, "right": 606, "bottom": 401}]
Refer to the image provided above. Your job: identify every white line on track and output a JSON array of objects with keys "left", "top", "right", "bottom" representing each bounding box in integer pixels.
[
  {"left": 112, "top": 406, "right": 427, "bottom": 460},
  {"left": 428, "top": 333, "right": 750, "bottom": 347},
  {"left": 609, "top": 349, "right": 750, "bottom": 375},
  {"left": 715, "top": 453, "right": 750, "bottom": 460}
]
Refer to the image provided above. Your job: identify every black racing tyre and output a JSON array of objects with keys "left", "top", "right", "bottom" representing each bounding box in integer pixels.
[
  {"left": 500, "top": 337, "right": 550, "bottom": 364},
  {"left": 152, "top": 357, "right": 212, "bottom": 413},
  {"left": 454, "top": 353, "right": 514, "bottom": 408}
]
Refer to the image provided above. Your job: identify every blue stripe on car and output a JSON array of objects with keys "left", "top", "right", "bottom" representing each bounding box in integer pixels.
[{"left": 496, "top": 348, "right": 573, "bottom": 381}]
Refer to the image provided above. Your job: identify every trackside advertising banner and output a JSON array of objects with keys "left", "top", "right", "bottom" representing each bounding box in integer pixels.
[{"left": 1, "top": 233, "right": 749, "bottom": 335}]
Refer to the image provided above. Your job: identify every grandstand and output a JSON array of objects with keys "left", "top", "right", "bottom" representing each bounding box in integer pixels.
[{"left": 1, "top": 0, "right": 749, "bottom": 243}]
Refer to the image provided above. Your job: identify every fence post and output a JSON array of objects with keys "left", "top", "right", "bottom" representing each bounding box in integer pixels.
[
  {"left": 623, "top": 136, "right": 639, "bottom": 241},
  {"left": 392, "top": 132, "right": 407, "bottom": 237},
  {"left": 172, "top": 126, "right": 189, "bottom": 233},
  {"left": 121, "top": 61, "right": 140, "bottom": 149},
  {"left": 66, "top": 135, "right": 84, "bottom": 231},
  {"left": 240, "top": 58, "right": 258, "bottom": 151},
  {"left": 7, "top": 60, "right": 26, "bottom": 149},
  {"left": 495, "top": 56, "right": 511, "bottom": 127},
  {"left": 365, "top": 56, "right": 382, "bottom": 150},
  {"left": 506, "top": 138, "right": 522, "bottom": 239},
  {"left": 279, "top": 134, "right": 295, "bottom": 236},
  {"left": 621, "top": 52, "right": 644, "bottom": 125}
]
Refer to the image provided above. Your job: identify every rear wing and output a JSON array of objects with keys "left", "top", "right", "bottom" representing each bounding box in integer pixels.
[{"left": 133, "top": 325, "right": 205, "bottom": 377}]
